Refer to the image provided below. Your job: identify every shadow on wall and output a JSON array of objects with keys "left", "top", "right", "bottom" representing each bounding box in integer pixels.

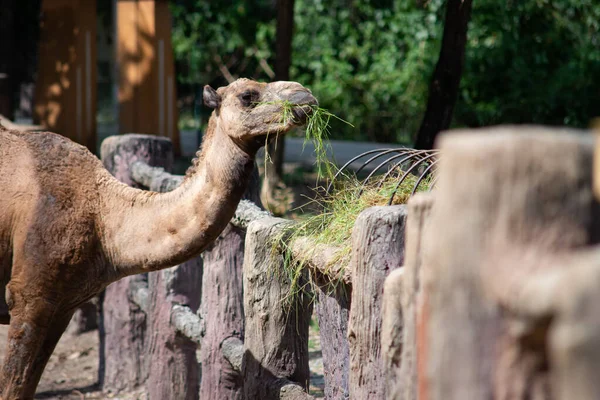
[
  {"left": 117, "top": 0, "right": 179, "bottom": 154},
  {"left": 34, "top": 1, "right": 97, "bottom": 151}
]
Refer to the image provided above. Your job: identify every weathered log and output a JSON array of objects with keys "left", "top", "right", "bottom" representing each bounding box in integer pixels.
[
  {"left": 490, "top": 250, "right": 600, "bottom": 400},
  {"left": 420, "top": 126, "right": 600, "bottom": 400},
  {"left": 101, "top": 134, "right": 174, "bottom": 187},
  {"left": 146, "top": 260, "right": 202, "bottom": 400},
  {"left": 290, "top": 237, "right": 351, "bottom": 285},
  {"left": 222, "top": 336, "right": 244, "bottom": 372},
  {"left": 199, "top": 224, "right": 247, "bottom": 399},
  {"left": 285, "top": 235, "right": 353, "bottom": 399},
  {"left": 198, "top": 165, "right": 262, "bottom": 400},
  {"left": 381, "top": 268, "right": 404, "bottom": 400},
  {"left": 290, "top": 236, "right": 352, "bottom": 399},
  {"left": 170, "top": 304, "right": 202, "bottom": 345},
  {"left": 242, "top": 217, "right": 314, "bottom": 399},
  {"left": 388, "top": 193, "right": 434, "bottom": 400},
  {"left": 130, "top": 160, "right": 183, "bottom": 192},
  {"left": 314, "top": 280, "right": 351, "bottom": 400},
  {"left": 128, "top": 278, "right": 149, "bottom": 313},
  {"left": 231, "top": 198, "right": 271, "bottom": 229},
  {"left": 348, "top": 205, "right": 407, "bottom": 399},
  {"left": 99, "top": 134, "right": 174, "bottom": 392}
]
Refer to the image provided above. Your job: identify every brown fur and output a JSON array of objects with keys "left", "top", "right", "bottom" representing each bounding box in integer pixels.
[{"left": 0, "top": 78, "right": 316, "bottom": 399}]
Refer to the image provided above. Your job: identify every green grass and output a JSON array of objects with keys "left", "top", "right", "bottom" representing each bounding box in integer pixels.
[
  {"left": 260, "top": 100, "right": 353, "bottom": 179},
  {"left": 261, "top": 99, "right": 431, "bottom": 307},
  {"left": 273, "top": 169, "right": 431, "bottom": 308}
]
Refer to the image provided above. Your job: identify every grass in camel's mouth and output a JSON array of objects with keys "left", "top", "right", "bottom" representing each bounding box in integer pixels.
[{"left": 259, "top": 100, "right": 353, "bottom": 179}]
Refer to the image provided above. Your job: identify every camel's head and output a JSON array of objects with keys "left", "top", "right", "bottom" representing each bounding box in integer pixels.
[{"left": 203, "top": 78, "right": 318, "bottom": 151}]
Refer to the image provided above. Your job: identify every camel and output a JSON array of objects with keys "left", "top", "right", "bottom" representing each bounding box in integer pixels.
[{"left": 0, "top": 78, "right": 317, "bottom": 399}]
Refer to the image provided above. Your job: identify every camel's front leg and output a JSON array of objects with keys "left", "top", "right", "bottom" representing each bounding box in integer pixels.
[
  {"left": 25, "top": 309, "right": 75, "bottom": 397},
  {"left": 0, "top": 286, "right": 60, "bottom": 400}
]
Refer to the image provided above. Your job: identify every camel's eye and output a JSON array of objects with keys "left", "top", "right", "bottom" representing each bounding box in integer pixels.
[{"left": 239, "top": 90, "right": 260, "bottom": 108}]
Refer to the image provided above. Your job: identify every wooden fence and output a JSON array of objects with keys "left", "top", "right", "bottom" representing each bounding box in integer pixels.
[
  {"left": 382, "top": 126, "right": 600, "bottom": 400},
  {"left": 96, "top": 133, "right": 407, "bottom": 399},
  {"left": 95, "top": 125, "right": 600, "bottom": 400}
]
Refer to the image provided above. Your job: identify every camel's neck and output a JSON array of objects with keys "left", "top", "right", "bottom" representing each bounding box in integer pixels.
[{"left": 98, "top": 118, "right": 255, "bottom": 278}]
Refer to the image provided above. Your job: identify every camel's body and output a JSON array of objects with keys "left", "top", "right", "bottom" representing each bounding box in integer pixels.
[{"left": 0, "top": 78, "right": 316, "bottom": 399}]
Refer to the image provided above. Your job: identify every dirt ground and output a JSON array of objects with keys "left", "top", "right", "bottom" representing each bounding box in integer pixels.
[
  {"left": 0, "top": 316, "right": 325, "bottom": 399},
  {"left": 0, "top": 324, "right": 103, "bottom": 399}
]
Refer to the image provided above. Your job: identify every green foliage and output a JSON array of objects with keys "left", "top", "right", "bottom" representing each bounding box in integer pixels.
[
  {"left": 292, "top": 0, "right": 445, "bottom": 143},
  {"left": 170, "top": 0, "right": 600, "bottom": 142},
  {"left": 170, "top": 0, "right": 275, "bottom": 85},
  {"left": 170, "top": 0, "right": 276, "bottom": 124},
  {"left": 456, "top": 0, "right": 600, "bottom": 128}
]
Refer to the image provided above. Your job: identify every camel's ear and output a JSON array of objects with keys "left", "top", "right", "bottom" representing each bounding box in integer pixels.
[{"left": 203, "top": 85, "right": 221, "bottom": 109}]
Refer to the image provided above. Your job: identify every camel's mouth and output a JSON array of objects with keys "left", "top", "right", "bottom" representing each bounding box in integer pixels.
[
  {"left": 287, "top": 89, "right": 317, "bottom": 125},
  {"left": 291, "top": 104, "right": 314, "bottom": 125}
]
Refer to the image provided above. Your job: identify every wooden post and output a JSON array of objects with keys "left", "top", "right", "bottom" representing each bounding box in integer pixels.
[
  {"left": 199, "top": 172, "right": 261, "bottom": 399},
  {"left": 348, "top": 205, "right": 407, "bottom": 399},
  {"left": 99, "top": 133, "right": 174, "bottom": 393},
  {"left": 420, "top": 126, "right": 599, "bottom": 399},
  {"left": 314, "top": 282, "right": 351, "bottom": 400},
  {"left": 381, "top": 193, "right": 434, "bottom": 400},
  {"left": 34, "top": 0, "right": 97, "bottom": 152},
  {"left": 287, "top": 237, "right": 351, "bottom": 399},
  {"left": 381, "top": 268, "right": 404, "bottom": 400},
  {"left": 198, "top": 225, "right": 246, "bottom": 399},
  {"left": 146, "top": 260, "right": 202, "bottom": 400},
  {"left": 242, "top": 218, "right": 314, "bottom": 399},
  {"left": 117, "top": 0, "right": 180, "bottom": 153}
]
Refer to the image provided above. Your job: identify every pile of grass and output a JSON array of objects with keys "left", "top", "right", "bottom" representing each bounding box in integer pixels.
[
  {"left": 262, "top": 99, "right": 431, "bottom": 305},
  {"left": 274, "top": 171, "right": 430, "bottom": 302}
]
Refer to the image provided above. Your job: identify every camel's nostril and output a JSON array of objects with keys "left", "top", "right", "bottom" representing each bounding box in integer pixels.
[{"left": 289, "top": 91, "right": 318, "bottom": 107}]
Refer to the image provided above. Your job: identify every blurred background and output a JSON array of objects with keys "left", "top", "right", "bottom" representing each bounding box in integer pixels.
[{"left": 0, "top": 0, "right": 598, "bottom": 210}]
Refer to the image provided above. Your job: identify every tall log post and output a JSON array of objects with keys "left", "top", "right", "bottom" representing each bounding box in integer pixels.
[
  {"left": 99, "top": 134, "right": 174, "bottom": 392},
  {"left": 199, "top": 170, "right": 261, "bottom": 400},
  {"left": 198, "top": 225, "right": 245, "bottom": 399},
  {"left": 381, "top": 268, "right": 404, "bottom": 399},
  {"left": 242, "top": 218, "right": 314, "bottom": 399},
  {"left": 420, "top": 126, "right": 600, "bottom": 399},
  {"left": 146, "top": 260, "right": 202, "bottom": 400},
  {"left": 288, "top": 238, "right": 351, "bottom": 399},
  {"left": 380, "top": 193, "right": 434, "bottom": 400},
  {"left": 348, "top": 206, "right": 407, "bottom": 399},
  {"left": 314, "top": 281, "right": 351, "bottom": 400}
]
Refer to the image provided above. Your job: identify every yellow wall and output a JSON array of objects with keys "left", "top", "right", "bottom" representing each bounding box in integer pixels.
[
  {"left": 34, "top": 0, "right": 97, "bottom": 151},
  {"left": 117, "top": 0, "right": 180, "bottom": 154}
]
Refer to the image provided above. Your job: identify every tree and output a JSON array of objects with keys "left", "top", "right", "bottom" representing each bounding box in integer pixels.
[
  {"left": 291, "top": 0, "right": 443, "bottom": 143},
  {"left": 414, "top": 0, "right": 473, "bottom": 150},
  {"left": 262, "top": 0, "right": 295, "bottom": 213},
  {"left": 170, "top": 0, "right": 600, "bottom": 149},
  {"left": 455, "top": 0, "right": 600, "bottom": 129}
]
